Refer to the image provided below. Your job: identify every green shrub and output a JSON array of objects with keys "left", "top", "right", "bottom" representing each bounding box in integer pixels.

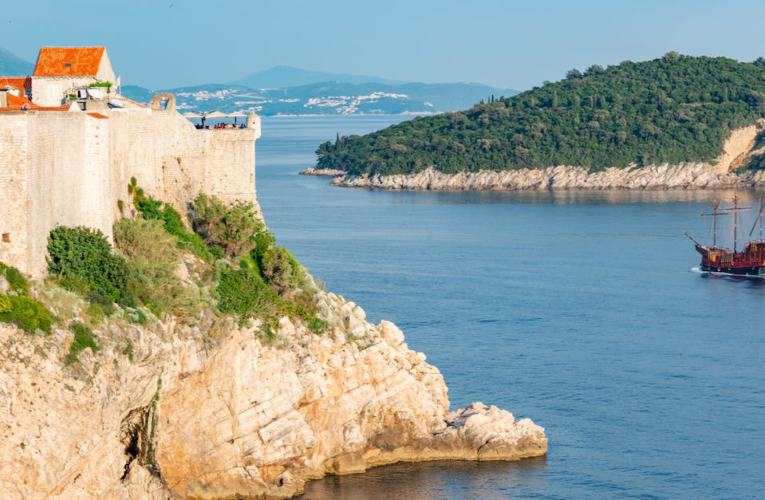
[
  {"left": 87, "top": 290, "right": 116, "bottom": 316},
  {"left": 134, "top": 191, "right": 213, "bottom": 262},
  {"left": 87, "top": 303, "right": 104, "bottom": 324},
  {"left": 216, "top": 267, "right": 278, "bottom": 322},
  {"left": 58, "top": 275, "right": 91, "bottom": 297},
  {"left": 260, "top": 245, "right": 300, "bottom": 295},
  {"left": 114, "top": 218, "right": 200, "bottom": 318},
  {"left": 192, "top": 194, "right": 261, "bottom": 258},
  {"left": 47, "top": 226, "right": 134, "bottom": 307},
  {"left": 127, "top": 308, "right": 148, "bottom": 325},
  {"left": 65, "top": 323, "right": 100, "bottom": 366},
  {"left": 0, "top": 295, "right": 10, "bottom": 313},
  {"left": 0, "top": 262, "right": 29, "bottom": 296},
  {"left": 0, "top": 296, "right": 54, "bottom": 335},
  {"left": 305, "top": 314, "right": 330, "bottom": 336}
]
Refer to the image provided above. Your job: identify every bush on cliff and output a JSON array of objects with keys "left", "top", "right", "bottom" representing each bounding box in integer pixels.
[
  {"left": 47, "top": 226, "right": 134, "bottom": 307},
  {"left": 64, "top": 322, "right": 100, "bottom": 366},
  {"left": 0, "top": 295, "right": 54, "bottom": 335},
  {"left": 114, "top": 218, "right": 200, "bottom": 318},
  {"left": 133, "top": 190, "right": 213, "bottom": 262},
  {"left": 216, "top": 267, "right": 278, "bottom": 321},
  {"left": 259, "top": 245, "right": 301, "bottom": 296},
  {"left": 0, "top": 262, "right": 30, "bottom": 296},
  {"left": 192, "top": 194, "right": 261, "bottom": 258}
]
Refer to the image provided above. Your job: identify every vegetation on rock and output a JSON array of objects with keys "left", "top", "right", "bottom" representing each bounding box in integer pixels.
[
  {"left": 114, "top": 218, "right": 200, "bottom": 318},
  {"left": 0, "top": 295, "right": 54, "bottom": 335},
  {"left": 317, "top": 54, "right": 765, "bottom": 176},
  {"left": 47, "top": 226, "right": 134, "bottom": 307},
  {"left": 65, "top": 322, "right": 101, "bottom": 366},
  {"left": 192, "top": 194, "right": 261, "bottom": 258},
  {"left": 0, "top": 262, "right": 30, "bottom": 296},
  {"left": 132, "top": 181, "right": 213, "bottom": 262}
]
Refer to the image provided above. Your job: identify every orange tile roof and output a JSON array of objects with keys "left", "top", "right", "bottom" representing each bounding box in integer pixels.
[
  {"left": 86, "top": 112, "right": 108, "bottom": 119},
  {"left": 0, "top": 93, "right": 67, "bottom": 112},
  {"left": 0, "top": 77, "right": 31, "bottom": 92},
  {"left": 33, "top": 47, "right": 105, "bottom": 77},
  {"left": 6, "top": 93, "right": 38, "bottom": 109}
]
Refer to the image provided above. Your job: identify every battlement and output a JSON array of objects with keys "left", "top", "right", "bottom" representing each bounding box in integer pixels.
[{"left": 0, "top": 105, "right": 260, "bottom": 276}]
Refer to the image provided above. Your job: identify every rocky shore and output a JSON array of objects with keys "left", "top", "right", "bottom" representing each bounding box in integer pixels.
[
  {"left": 300, "top": 164, "right": 765, "bottom": 191},
  {"left": 0, "top": 283, "right": 546, "bottom": 499}
]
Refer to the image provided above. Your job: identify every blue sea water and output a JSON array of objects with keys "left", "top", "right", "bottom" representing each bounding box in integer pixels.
[{"left": 255, "top": 115, "right": 765, "bottom": 499}]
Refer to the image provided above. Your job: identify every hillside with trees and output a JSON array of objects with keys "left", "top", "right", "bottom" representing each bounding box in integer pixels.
[{"left": 316, "top": 53, "right": 765, "bottom": 176}]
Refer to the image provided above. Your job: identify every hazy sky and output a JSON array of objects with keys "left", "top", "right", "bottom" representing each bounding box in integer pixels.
[{"left": 3, "top": 0, "right": 765, "bottom": 90}]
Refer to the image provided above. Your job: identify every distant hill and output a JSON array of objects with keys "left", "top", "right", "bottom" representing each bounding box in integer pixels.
[
  {"left": 0, "top": 46, "right": 33, "bottom": 76},
  {"left": 317, "top": 54, "right": 765, "bottom": 176},
  {"left": 232, "top": 65, "right": 406, "bottom": 88},
  {"left": 121, "top": 80, "right": 516, "bottom": 116}
]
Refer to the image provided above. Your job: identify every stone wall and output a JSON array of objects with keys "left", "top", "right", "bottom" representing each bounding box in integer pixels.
[{"left": 0, "top": 106, "right": 259, "bottom": 276}]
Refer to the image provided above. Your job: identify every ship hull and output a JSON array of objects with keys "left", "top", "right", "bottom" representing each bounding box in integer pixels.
[{"left": 700, "top": 265, "right": 765, "bottom": 276}]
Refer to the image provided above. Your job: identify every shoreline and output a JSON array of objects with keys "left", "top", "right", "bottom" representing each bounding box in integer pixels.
[{"left": 300, "top": 164, "right": 765, "bottom": 191}]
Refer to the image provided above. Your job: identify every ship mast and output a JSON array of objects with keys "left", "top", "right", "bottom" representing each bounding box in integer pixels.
[
  {"left": 701, "top": 199, "right": 726, "bottom": 248},
  {"left": 749, "top": 192, "right": 765, "bottom": 243},
  {"left": 722, "top": 184, "right": 750, "bottom": 253}
]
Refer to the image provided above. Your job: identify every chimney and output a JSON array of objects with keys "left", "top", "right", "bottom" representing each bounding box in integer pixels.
[{"left": 0, "top": 88, "right": 7, "bottom": 108}]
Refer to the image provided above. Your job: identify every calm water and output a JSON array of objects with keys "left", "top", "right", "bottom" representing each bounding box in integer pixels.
[{"left": 255, "top": 116, "right": 765, "bottom": 499}]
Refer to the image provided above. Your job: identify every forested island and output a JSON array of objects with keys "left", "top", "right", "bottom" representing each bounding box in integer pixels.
[{"left": 311, "top": 53, "right": 765, "bottom": 189}]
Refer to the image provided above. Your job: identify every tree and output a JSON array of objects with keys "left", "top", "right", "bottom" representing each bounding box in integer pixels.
[
  {"left": 754, "top": 57, "right": 765, "bottom": 67},
  {"left": 664, "top": 51, "right": 681, "bottom": 62},
  {"left": 566, "top": 69, "right": 582, "bottom": 79},
  {"left": 585, "top": 64, "right": 604, "bottom": 75},
  {"left": 192, "top": 194, "right": 262, "bottom": 258}
]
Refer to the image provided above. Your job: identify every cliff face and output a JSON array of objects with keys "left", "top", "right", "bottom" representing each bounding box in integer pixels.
[{"left": 0, "top": 287, "right": 546, "bottom": 499}]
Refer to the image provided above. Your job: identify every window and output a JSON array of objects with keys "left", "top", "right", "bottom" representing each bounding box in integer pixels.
[
  {"left": 2, "top": 233, "right": 10, "bottom": 243},
  {"left": 47, "top": 85, "right": 61, "bottom": 100}
]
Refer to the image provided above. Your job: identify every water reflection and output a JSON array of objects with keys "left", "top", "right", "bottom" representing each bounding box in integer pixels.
[
  {"left": 300, "top": 458, "right": 548, "bottom": 500},
  {"left": 379, "top": 187, "right": 765, "bottom": 206}
]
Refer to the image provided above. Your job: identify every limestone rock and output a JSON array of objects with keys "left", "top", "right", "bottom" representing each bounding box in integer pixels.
[
  {"left": 0, "top": 288, "right": 547, "bottom": 499},
  {"left": 328, "top": 163, "right": 765, "bottom": 191}
]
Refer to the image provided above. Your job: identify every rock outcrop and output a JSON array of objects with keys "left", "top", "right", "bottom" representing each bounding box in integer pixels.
[
  {"left": 302, "top": 164, "right": 765, "bottom": 191},
  {"left": 0, "top": 288, "right": 546, "bottom": 499}
]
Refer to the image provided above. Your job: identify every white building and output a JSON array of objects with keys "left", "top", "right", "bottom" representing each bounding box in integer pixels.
[{"left": 31, "top": 47, "right": 116, "bottom": 107}]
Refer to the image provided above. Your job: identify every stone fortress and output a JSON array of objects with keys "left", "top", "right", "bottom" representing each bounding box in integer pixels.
[{"left": 0, "top": 47, "right": 261, "bottom": 277}]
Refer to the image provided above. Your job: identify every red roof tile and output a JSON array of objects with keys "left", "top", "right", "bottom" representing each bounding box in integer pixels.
[
  {"left": 86, "top": 112, "right": 108, "bottom": 119},
  {"left": 0, "top": 93, "right": 68, "bottom": 112},
  {"left": 6, "top": 93, "right": 37, "bottom": 109},
  {"left": 33, "top": 47, "right": 105, "bottom": 77},
  {"left": 0, "top": 77, "right": 30, "bottom": 91}
]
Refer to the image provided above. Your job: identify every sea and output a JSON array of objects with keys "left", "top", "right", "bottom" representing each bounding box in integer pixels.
[{"left": 254, "top": 115, "right": 765, "bottom": 499}]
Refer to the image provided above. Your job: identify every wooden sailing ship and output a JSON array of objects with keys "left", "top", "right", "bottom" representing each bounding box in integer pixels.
[{"left": 688, "top": 191, "right": 765, "bottom": 276}]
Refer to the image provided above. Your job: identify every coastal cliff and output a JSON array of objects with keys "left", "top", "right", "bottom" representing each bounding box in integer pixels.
[
  {"left": 0, "top": 279, "right": 546, "bottom": 499},
  {"left": 302, "top": 163, "right": 765, "bottom": 191}
]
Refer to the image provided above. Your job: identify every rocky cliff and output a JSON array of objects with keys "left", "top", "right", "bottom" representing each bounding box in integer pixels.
[
  {"left": 0, "top": 281, "right": 547, "bottom": 499},
  {"left": 302, "top": 163, "right": 765, "bottom": 191}
]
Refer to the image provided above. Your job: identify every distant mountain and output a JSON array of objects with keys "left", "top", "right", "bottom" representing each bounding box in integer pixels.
[
  {"left": 0, "top": 46, "right": 34, "bottom": 76},
  {"left": 232, "top": 65, "right": 406, "bottom": 88},
  {"left": 121, "top": 80, "right": 516, "bottom": 116}
]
